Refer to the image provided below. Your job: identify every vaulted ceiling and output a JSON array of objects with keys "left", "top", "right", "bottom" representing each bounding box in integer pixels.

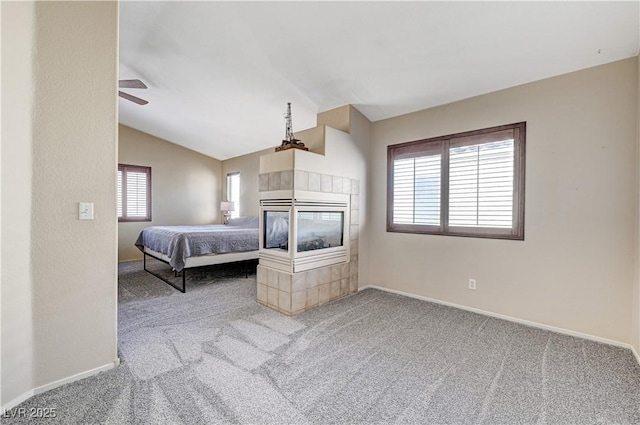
[{"left": 119, "top": 1, "right": 639, "bottom": 160}]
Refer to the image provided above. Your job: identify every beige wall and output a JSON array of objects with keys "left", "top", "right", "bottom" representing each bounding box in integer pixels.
[
  {"left": 221, "top": 147, "right": 274, "bottom": 218},
  {"left": 370, "top": 58, "right": 638, "bottom": 344},
  {"left": 118, "top": 125, "right": 222, "bottom": 261},
  {"left": 1, "top": 1, "right": 119, "bottom": 406},
  {"left": 1, "top": 0, "right": 35, "bottom": 406}
]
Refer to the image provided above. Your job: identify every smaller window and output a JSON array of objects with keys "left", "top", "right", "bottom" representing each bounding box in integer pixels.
[
  {"left": 227, "top": 172, "right": 240, "bottom": 219},
  {"left": 118, "top": 164, "right": 151, "bottom": 222}
]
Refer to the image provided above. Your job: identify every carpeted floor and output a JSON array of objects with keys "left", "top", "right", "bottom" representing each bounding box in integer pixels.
[{"left": 4, "top": 260, "right": 640, "bottom": 424}]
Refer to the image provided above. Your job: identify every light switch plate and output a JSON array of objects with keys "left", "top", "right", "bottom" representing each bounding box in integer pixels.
[{"left": 79, "top": 202, "right": 94, "bottom": 220}]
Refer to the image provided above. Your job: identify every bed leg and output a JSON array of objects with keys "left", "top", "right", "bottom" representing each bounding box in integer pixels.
[
  {"left": 143, "top": 252, "right": 147, "bottom": 271},
  {"left": 181, "top": 269, "right": 186, "bottom": 293}
]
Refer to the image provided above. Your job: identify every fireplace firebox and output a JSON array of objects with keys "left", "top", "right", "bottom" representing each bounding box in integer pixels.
[{"left": 259, "top": 197, "right": 350, "bottom": 273}]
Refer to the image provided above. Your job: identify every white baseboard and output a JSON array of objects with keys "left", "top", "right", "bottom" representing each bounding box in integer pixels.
[
  {"left": 2, "top": 358, "right": 119, "bottom": 412},
  {"left": 632, "top": 345, "right": 640, "bottom": 366},
  {"left": 359, "top": 285, "right": 640, "bottom": 365},
  {"left": 118, "top": 257, "right": 142, "bottom": 263},
  {"left": 1, "top": 390, "right": 35, "bottom": 414}
]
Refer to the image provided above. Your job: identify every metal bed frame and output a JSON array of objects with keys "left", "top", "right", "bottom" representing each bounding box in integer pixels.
[{"left": 142, "top": 249, "right": 258, "bottom": 293}]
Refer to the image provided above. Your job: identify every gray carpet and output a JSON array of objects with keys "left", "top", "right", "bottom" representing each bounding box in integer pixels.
[{"left": 4, "top": 260, "right": 640, "bottom": 424}]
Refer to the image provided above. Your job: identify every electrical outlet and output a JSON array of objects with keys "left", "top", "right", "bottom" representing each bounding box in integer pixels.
[{"left": 468, "top": 279, "right": 476, "bottom": 290}]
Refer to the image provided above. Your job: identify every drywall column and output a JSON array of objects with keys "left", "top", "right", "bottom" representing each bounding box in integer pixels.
[
  {"left": 347, "top": 106, "right": 372, "bottom": 289},
  {"left": 633, "top": 55, "right": 640, "bottom": 357},
  {"left": 30, "top": 1, "right": 119, "bottom": 389},
  {"left": 1, "top": 1, "right": 35, "bottom": 407}
]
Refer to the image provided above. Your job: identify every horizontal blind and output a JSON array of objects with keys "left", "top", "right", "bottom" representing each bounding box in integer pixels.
[
  {"left": 449, "top": 139, "right": 514, "bottom": 228},
  {"left": 393, "top": 154, "right": 441, "bottom": 225},
  {"left": 126, "top": 170, "right": 148, "bottom": 218},
  {"left": 117, "top": 170, "right": 123, "bottom": 218}
]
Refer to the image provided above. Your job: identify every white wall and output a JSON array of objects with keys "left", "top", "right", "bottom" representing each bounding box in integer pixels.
[
  {"left": 118, "top": 125, "right": 222, "bottom": 261},
  {"left": 1, "top": 1, "right": 119, "bottom": 407},
  {"left": 369, "top": 58, "right": 637, "bottom": 344},
  {"left": 1, "top": 0, "right": 35, "bottom": 407}
]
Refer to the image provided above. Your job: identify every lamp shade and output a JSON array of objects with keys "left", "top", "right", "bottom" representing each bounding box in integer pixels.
[{"left": 220, "top": 201, "right": 235, "bottom": 212}]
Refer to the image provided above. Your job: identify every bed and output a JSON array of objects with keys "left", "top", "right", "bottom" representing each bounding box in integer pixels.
[{"left": 134, "top": 216, "right": 260, "bottom": 292}]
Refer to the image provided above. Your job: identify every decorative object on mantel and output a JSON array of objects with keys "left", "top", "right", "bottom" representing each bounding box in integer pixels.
[
  {"left": 276, "top": 102, "right": 309, "bottom": 152},
  {"left": 220, "top": 201, "right": 235, "bottom": 224}
]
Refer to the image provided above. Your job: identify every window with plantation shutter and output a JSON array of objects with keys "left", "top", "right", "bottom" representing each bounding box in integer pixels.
[
  {"left": 118, "top": 164, "right": 151, "bottom": 222},
  {"left": 387, "top": 122, "right": 525, "bottom": 240}
]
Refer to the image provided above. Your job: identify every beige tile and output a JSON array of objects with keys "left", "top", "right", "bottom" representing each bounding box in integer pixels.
[
  {"left": 350, "top": 261, "right": 358, "bottom": 277},
  {"left": 267, "top": 268, "right": 279, "bottom": 288},
  {"left": 318, "top": 283, "right": 330, "bottom": 305},
  {"left": 340, "top": 278, "right": 349, "bottom": 296},
  {"left": 280, "top": 170, "right": 293, "bottom": 190},
  {"left": 350, "top": 239, "right": 359, "bottom": 254},
  {"left": 342, "top": 178, "right": 351, "bottom": 193},
  {"left": 257, "top": 283, "right": 268, "bottom": 304},
  {"left": 350, "top": 179, "right": 359, "bottom": 195},
  {"left": 268, "top": 287, "right": 279, "bottom": 308},
  {"left": 294, "top": 170, "right": 309, "bottom": 191},
  {"left": 292, "top": 272, "right": 306, "bottom": 292},
  {"left": 306, "top": 287, "right": 319, "bottom": 309},
  {"left": 330, "top": 265, "right": 341, "bottom": 282},
  {"left": 259, "top": 173, "right": 270, "bottom": 192},
  {"left": 291, "top": 290, "right": 306, "bottom": 313},
  {"left": 350, "top": 225, "right": 359, "bottom": 241},
  {"left": 321, "top": 174, "right": 333, "bottom": 192},
  {"left": 279, "top": 272, "right": 292, "bottom": 293},
  {"left": 256, "top": 265, "right": 267, "bottom": 284},
  {"left": 350, "top": 252, "right": 358, "bottom": 262},
  {"left": 351, "top": 194, "right": 360, "bottom": 209},
  {"left": 318, "top": 266, "right": 331, "bottom": 284},
  {"left": 306, "top": 269, "right": 319, "bottom": 289},
  {"left": 279, "top": 290, "right": 291, "bottom": 313},
  {"left": 350, "top": 209, "right": 359, "bottom": 225},
  {"left": 332, "top": 176, "right": 342, "bottom": 194},
  {"left": 269, "top": 172, "right": 281, "bottom": 191},
  {"left": 330, "top": 281, "right": 340, "bottom": 300},
  {"left": 308, "top": 172, "right": 321, "bottom": 192},
  {"left": 349, "top": 276, "right": 358, "bottom": 293},
  {"left": 340, "top": 263, "right": 349, "bottom": 278}
]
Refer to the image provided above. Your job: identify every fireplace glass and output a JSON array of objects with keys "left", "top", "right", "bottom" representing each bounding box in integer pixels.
[
  {"left": 263, "top": 211, "right": 289, "bottom": 251},
  {"left": 297, "top": 211, "right": 344, "bottom": 252}
]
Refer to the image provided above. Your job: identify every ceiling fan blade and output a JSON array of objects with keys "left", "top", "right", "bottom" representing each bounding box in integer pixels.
[
  {"left": 119, "top": 79, "right": 147, "bottom": 89},
  {"left": 119, "top": 91, "right": 148, "bottom": 105}
]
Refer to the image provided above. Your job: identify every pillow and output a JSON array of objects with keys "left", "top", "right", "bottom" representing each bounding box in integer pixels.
[{"left": 226, "top": 216, "right": 259, "bottom": 228}]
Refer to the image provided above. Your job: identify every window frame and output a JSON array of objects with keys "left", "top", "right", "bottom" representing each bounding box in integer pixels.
[
  {"left": 387, "top": 122, "right": 526, "bottom": 240},
  {"left": 118, "top": 163, "right": 152, "bottom": 222}
]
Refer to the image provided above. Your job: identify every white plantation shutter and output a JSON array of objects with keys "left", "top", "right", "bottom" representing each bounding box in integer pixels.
[
  {"left": 126, "top": 170, "right": 148, "bottom": 218},
  {"left": 449, "top": 139, "right": 514, "bottom": 228},
  {"left": 388, "top": 123, "right": 525, "bottom": 240},
  {"left": 118, "top": 164, "right": 151, "bottom": 221},
  {"left": 393, "top": 155, "right": 441, "bottom": 225},
  {"left": 117, "top": 170, "right": 123, "bottom": 218}
]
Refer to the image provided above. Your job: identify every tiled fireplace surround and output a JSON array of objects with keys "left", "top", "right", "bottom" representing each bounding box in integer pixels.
[{"left": 256, "top": 169, "right": 360, "bottom": 315}]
